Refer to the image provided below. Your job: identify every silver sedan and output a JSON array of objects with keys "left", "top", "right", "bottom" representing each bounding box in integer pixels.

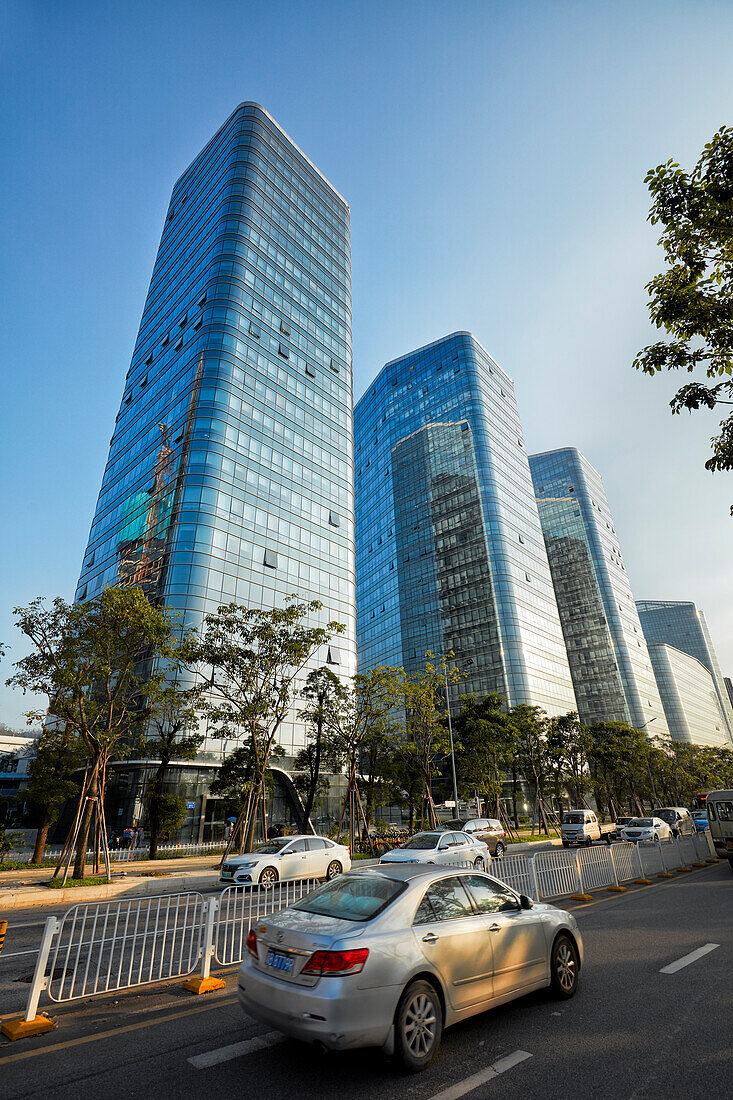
[
  {"left": 379, "top": 829, "right": 491, "bottom": 868},
  {"left": 237, "top": 865, "right": 583, "bottom": 1072}
]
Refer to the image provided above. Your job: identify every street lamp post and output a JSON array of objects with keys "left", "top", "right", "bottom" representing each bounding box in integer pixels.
[{"left": 639, "top": 717, "right": 658, "bottom": 807}]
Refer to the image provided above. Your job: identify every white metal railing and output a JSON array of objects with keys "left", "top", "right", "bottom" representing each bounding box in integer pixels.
[
  {"left": 533, "top": 849, "right": 582, "bottom": 900},
  {"left": 13, "top": 841, "right": 226, "bottom": 864},
  {"left": 492, "top": 856, "right": 537, "bottom": 898},
  {"left": 610, "top": 841, "right": 641, "bottom": 883},
  {"left": 215, "top": 879, "right": 320, "bottom": 966},
  {"left": 577, "top": 845, "right": 616, "bottom": 891},
  {"left": 639, "top": 840, "right": 664, "bottom": 877}
]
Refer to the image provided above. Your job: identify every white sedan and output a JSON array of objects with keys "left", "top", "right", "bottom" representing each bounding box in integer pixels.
[
  {"left": 220, "top": 835, "right": 351, "bottom": 886},
  {"left": 379, "top": 830, "right": 491, "bottom": 867},
  {"left": 620, "top": 817, "right": 672, "bottom": 843}
]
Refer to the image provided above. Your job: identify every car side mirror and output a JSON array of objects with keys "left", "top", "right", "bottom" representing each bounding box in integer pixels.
[{"left": 519, "top": 894, "right": 534, "bottom": 910}]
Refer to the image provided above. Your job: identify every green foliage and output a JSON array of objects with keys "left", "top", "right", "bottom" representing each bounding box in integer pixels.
[
  {"left": 0, "top": 825, "right": 24, "bottom": 858},
  {"left": 454, "top": 692, "right": 514, "bottom": 809},
  {"left": 294, "top": 666, "right": 346, "bottom": 824},
  {"left": 25, "top": 727, "right": 85, "bottom": 819},
  {"left": 46, "top": 875, "right": 108, "bottom": 889},
  {"left": 144, "top": 789, "right": 187, "bottom": 835},
  {"left": 634, "top": 126, "right": 733, "bottom": 506}
]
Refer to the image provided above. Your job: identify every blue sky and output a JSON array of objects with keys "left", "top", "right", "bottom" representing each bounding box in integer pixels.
[{"left": 2, "top": 0, "right": 732, "bottom": 725}]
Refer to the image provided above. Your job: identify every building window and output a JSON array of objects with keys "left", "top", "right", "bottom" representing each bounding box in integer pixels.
[
  {"left": 175, "top": 336, "right": 183, "bottom": 350},
  {"left": 249, "top": 323, "right": 260, "bottom": 339},
  {"left": 329, "top": 511, "right": 340, "bottom": 527},
  {"left": 280, "top": 319, "right": 291, "bottom": 337},
  {"left": 329, "top": 358, "right": 339, "bottom": 373},
  {"left": 199, "top": 293, "right": 207, "bottom": 307},
  {"left": 518, "top": 534, "right": 525, "bottom": 544},
  {"left": 305, "top": 364, "right": 316, "bottom": 378},
  {"left": 78, "top": 585, "right": 87, "bottom": 600},
  {"left": 124, "top": 392, "right": 132, "bottom": 404},
  {"left": 194, "top": 316, "right": 203, "bottom": 329},
  {"left": 278, "top": 344, "right": 290, "bottom": 358},
  {"left": 525, "top": 573, "right": 531, "bottom": 582},
  {"left": 179, "top": 313, "right": 188, "bottom": 328},
  {"left": 85, "top": 551, "right": 95, "bottom": 567},
  {"left": 162, "top": 333, "right": 169, "bottom": 347},
  {"left": 145, "top": 352, "right": 153, "bottom": 366},
  {"left": 140, "top": 374, "right": 148, "bottom": 388},
  {"left": 264, "top": 550, "right": 278, "bottom": 569},
  {"left": 327, "top": 646, "right": 341, "bottom": 665}
]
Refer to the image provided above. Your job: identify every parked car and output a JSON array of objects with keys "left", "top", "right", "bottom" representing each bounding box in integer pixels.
[
  {"left": 379, "top": 830, "right": 490, "bottom": 868},
  {"left": 620, "top": 817, "right": 672, "bottom": 842},
  {"left": 705, "top": 790, "right": 733, "bottom": 869},
  {"left": 238, "top": 865, "right": 583, "bottom": 1071},
  {"left": 654, "top": 807, "right": 695, "bottom": 838},
  {"left": 691, "top": 810, "right": 710, "bottom": 833},
  {"left": 608, "top": 816, "right": 635, "bottom": 842},
  {"left": 220, "top": 835, "right": 351, "bottom": 886},
  {"left": 442, "top": 818, "right": 507, "bottom": 858},
  {"left": 561, "top": 809, "right": 601, "bottom": 847}
]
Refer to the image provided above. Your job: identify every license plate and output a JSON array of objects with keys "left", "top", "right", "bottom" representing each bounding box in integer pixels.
[{"left": 266, "top": 949, "right": 294, "bottom": 974}]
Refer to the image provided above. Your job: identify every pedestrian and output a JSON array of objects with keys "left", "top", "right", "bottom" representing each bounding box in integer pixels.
[
  {"left": 122, "top": 826, "right": 134, "bottom": 850},
  {"left": 134, "top": 825, "right": 142, "bottom": 849}
]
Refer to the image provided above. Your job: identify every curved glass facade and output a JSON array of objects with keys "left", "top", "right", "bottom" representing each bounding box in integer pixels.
[
  {"left": 75, "top": 104, "right": 356, "bottom": 756},
  {"left": 637, "top": 600, "right": 733, "bottom": 745},
  {"left": 647, "top": 644, "right": 729, "bottom": 748},
  {"left": 529, "top": 448, "right": 669, "bottom": 734},
  {"left": 355, "top": 332, "right": 577, "bottom": 715}
]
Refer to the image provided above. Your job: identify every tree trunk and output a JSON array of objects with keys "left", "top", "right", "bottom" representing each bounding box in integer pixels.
[
  {"left": 73, "top": 767, "right": 99, "bottom": 879},
  {"left": 148, "top": 762, "right": 166, "bottom": 860},
  {"left": 32, "top": 805, "right": 53, "bottom": 864},
  {"left": 511, "top": 766, "right": 519, "bottom": 828}
]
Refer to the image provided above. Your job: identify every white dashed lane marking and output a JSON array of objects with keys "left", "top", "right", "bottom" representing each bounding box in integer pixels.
[
  {"left": 427, "top": 1049, "right": 533, "bottom": 1100},
  {"left": 188, "top": 1030, "right": 283, "bottom": 1068},
  {"left": 659, "top": 942, "right": 720, "bottom": 974}
]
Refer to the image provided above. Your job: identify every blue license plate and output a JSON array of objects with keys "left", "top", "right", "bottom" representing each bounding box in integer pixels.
[{"left": 266, "top": 949, "right": 294, "bottom": 974}]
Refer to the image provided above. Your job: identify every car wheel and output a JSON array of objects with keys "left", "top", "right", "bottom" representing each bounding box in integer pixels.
[
  {"left": 259, "top": 866, "right": 279, "bottom": 886},
  {"left": 550, "top": 934, "right": 579, "bottom": 999},
  {"left": 394, "top": 979, "right": 443, "bottom": 1073},
  {"left": 473, "top": 855, "right": 485, "bottom": 868},
  {"left": 326, "top": 860, "right": 342, "bottom": 880},
  {"left": 653, "top": 833, "right": 659, "bottom": 842},
  {"left": 494, "top": 842, "right": 505, "bottom": 859},
  {"left": 562, "top": 841, "right": 569, "bottom": 848},
  {"left": 585, "top": 837, "right": 592, "bottom": 847}
]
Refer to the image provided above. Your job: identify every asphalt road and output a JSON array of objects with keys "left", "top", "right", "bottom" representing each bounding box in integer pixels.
[{"left": 1, "top": 860, "right": 731, "bottom": 1099}]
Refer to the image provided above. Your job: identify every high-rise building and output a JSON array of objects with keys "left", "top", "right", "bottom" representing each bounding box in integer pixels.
[
  {"left": 75, "top": 104, "right": 355, "bottom": 772},
  {"left": 528, "top": 448, "right": 669, "bottom": 735},
  {"left": 355, "top": 332, "right": 577, "bottom": 716},
  {"left": 725, "top": 676, "right": 733, "bottom": 712},
  {"left": 636, "top": 600, "right": 733, "bottom": 745},
  {"left": 646, "top": 644, "right": 729, "bottom": 748}
]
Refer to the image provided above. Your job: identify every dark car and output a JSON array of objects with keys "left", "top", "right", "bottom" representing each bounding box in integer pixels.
[{"left": 442, "top": 817, "right": 507, "bottom": 858}]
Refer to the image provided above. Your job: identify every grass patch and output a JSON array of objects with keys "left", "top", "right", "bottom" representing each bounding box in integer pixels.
[
  {"left": 0, "top": 859, "right": 58, "bottom": 871},
  {"left": 46, "top": 875, "right": 110, "bottom": 889}
]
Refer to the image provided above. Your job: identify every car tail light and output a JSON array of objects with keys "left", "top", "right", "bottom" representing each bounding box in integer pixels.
[
  {"left": 246, "top": 929, "right": 258, "bottom": 960},
  {"left": 301, "top": 948, "right": 369, "bottom": 976}
]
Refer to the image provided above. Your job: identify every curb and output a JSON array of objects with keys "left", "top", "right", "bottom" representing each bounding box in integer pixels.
[{"left": 0, "top": 871, "right": 221, "bottom": 910}]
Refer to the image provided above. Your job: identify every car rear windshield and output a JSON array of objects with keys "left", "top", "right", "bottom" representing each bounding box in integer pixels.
[
  {"left": 292, "top": 874, "right": 406, "bottom": 922},
  {"left": 402, "top": 833, "right": 440, "bottom": 850},
  {"left": 564, "top": 813, "right": 586, "bottom": 824},
  {"left": 655, "top": 810, "right": 676, "bottom": 823}
]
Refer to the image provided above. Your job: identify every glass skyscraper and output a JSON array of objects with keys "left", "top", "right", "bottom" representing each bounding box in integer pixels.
[
  {"left": 75, "top": 103, "right": 355, "bottom": 759},
  {"left": 636, "top": 600, "right": 733, "bottom": 745},
  {"left": 529, "top": 448, "right": 669, "bottom": 735},
  {"left": 646, "top": 644, "right": 729, "bottom": 748},
  {"left": 355, "top": 332, "right": 577, "bottom": 716}
]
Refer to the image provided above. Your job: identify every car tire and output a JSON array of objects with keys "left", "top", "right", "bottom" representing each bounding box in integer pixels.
[
  {"left": 550, "top": 934, "right": 579, "bottom": 999},
  {"left": 394, "top": 979, "right": 443, "bottom": 1073},
  {"left": 653, "top": 834, "right": 659, "bottom": 842},
  {"left": 562, "top": 841, "right": 569, "bottom": 848},
  {"left": 326, "top": 860, "right": 342, "bottom": 880},
  {"left": 494, "top": 842, "right": 505, "bottom": 859},
  {"left": 473, "top": 855, "right": 485, "bottom": 868},
  {"left": 259, "top": 866, "right": 279, "bottom": 886}
]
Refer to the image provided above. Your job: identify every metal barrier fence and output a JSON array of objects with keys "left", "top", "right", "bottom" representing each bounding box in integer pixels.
[
  {"left": 533, "top": 849, "right": 581, "bottom": 900},
  {"left": 215, "top": 879, "right": 320, "bottom": 966},
  {"left": 492, "top": 856, "right": 537, "bottom": 898},
  {"left": 17, "top": 841, "right": 226, "bottom": 864},
  {"left": 13, "top": 835, "right": 719, "bottom": 1030}
]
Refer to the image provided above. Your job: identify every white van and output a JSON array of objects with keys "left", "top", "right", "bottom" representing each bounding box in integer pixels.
[
  {"left": 706, "top": 791, "right": 733, "bottom": 870},
  {"left": 561, "top": 809, "right": 601, "bottom": 848}
]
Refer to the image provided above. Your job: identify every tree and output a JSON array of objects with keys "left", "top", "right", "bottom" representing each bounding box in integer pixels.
[
  {"left": 546, "top": 712, "right": 590, "bottom": 809},
  {"left": 181, "top": 598, "right": 344, "bottom": 849},
  {"left": 143, "top": 790, "right": 187, "bottom": 839},
  {"left": 454, "top": 693, "right": 514, "bottom": 817},
  {"left": 507, "top": 705, "right": 553, "bottom": 834},
  {"left": 136, "top": 683, "right": 202, "bottom": 858},
  {"left": 634, "top": 127, "right": 733, "bottom": 508},
  {"left": 294, "top": 667, "right": 346, "bottom": 828},
  {"left": 24, "top": 727, "right": 86, "bottom": 863},
  {"left": 397, "top": 655, "right": 461, "bottom": 829},
  {"left": 209, "top": 742, "right": 285, "bottom": 830},
  {"left": 7, "top": 589, "right": 181, "bottom": 878},
  {"left": 585, "top": 721, "right": 649, "bottom": 818}
]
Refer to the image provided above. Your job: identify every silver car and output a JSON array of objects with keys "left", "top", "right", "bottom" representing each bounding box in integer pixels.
[
  {"left": 379, "top": 830, "right": 490, "bottom": 868},
  {"left": 237, "top": 865, "right": 583, "bottom": 1072}
]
